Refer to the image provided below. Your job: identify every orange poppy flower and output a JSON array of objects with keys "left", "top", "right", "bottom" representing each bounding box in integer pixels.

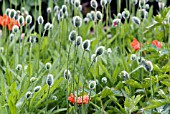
[
  {"left": 131, "top": 38, "right": 140, "bottom": 51},
  {"left": 152, "top": 40, "right": 162, "bottom": 48},
  {"left": 68, "top": 93, "right": 90, "bottom": 105}
]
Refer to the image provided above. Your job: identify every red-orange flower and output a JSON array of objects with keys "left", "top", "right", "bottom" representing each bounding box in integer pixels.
[
  {"left": 131, "top": 38, "right": 140, "bottom": 51},
  {"left": 0, "top": 14, "right": 20, "bottom": 30},
  {"left": 152, "top": 40, "right": 162, "bottom": 48},
  {"left": 68, "top": 93, "right": 90, "bottom": 105}
]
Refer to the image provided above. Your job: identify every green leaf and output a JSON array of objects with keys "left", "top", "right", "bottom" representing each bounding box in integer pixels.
[{"left": 125, "top": 79, "right": 142, "bottom": 88}]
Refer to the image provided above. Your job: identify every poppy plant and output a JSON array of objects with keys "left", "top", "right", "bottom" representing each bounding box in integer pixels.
[
  {"left": 68, "top": 93, "right": 90, "bottom": 105},
  {"left": 0, "top": 14, "right": 20, "bottom": 30},
  {"left": 131, "top": 38, "right": 140, "bottom": 51},
  {"left": 152, "top": 40, "right": 162, "bottom": 48}
]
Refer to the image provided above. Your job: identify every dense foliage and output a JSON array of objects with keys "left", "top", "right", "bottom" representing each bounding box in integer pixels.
[{"left": 0, "top": 0, "right": 170, "bottom": 114}]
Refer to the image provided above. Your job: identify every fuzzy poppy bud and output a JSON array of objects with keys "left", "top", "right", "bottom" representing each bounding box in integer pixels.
[
  {"left": 37, "top": 16, "right": 44, "bottom": 24},
  {"left": 91, "top": 0, "right": 98, "bottom": 9},
  {"left": 139, "top": 0, "right": 146, "bottom": 9},
  {"left": 89, "top": 80, "right": 96, "bottom": 90},
  {"left": 122, "top": 9, "right": 130, "bottom": 19},
  {"left": 101, "top": 77, "right": 107, "bottom": 83},
  {"left": 16, "top": 64, "right": 22, "bottom": 71},
  {"left": 145, "top": 4, "right": 149, "bottom": 10},
  {"left": 119, "top": 71, "right": 129, "bottom": 80},
  {"left": 9, "top": 33, "right": 14, "bottom": 41},
  {"left": 46, "top": 74, "right": 54, "bottom": 87},
  {"left": 87, "top": 13, "right": 92, "bottom": 20},
  {"left": 95, "top": 46, "right": 105, "bottom": 56},
  {"left": 137, "top": 57, "right": 145, "bottom": 65},
  {"left": 34, "top": 86, "right": 41, "bottom": 92},
  {"left": 74, "top": 0, "right": 80, "bottom": 8},
  {"left": 107, "top": 48, "right": 112, "bottom": 54},
  {"left": 73, "top": 16, "right": 82, "bottom": 28},
  {"left": 91, "top": 11, "right": 96, "bottom": 21},
  {"left": 25, "top": 91, "right": 32, "bottom": 99},
  {"left": 140, "top": 9, "right": 148, "bottom": 19},
  {"left": 62, "top": 5, "right": 67, "bottom": 14},
  {"left": 64, "top": 69, "right": 71, "bottom": 80},
  {"left": 5, "top": 8, "right": 11, "bottom": 16},
  {"left": 69, "top": 30, "right": 77, "bottom": 42},
  {"left": 78, "top": 5, "right": 82, "bottom": 11},
  {"left": 52, "top": 96, "right": 58, "bottom": 100},
  {"left": 100, "top": 0, "right": 107, "bottom": 7},
  {"left": 26, "top": 15, "right": 32, "bottom": 25},
  {"left": 82, "top": 40, "right": 91, "bottom": 51},
  {"left": 47, "top": 7, "right": 52, "bottom": 14},
  {"left": 44, "top": 22, "right": 53, "bottom": 30},
  {"left": 158, "top": 1, "right": 164, "bottom": 10},
  {"left": 143, "top": 60, "right": 153, "bottom": 72},
  {"left": 9, "top": 9, "right": 16, "bottom": 18},
  {"left": 96, "top": 11, "right": 103, "bottom": 21},
  {"left": 65, "top": 0, "right": 69, "bottom": 4},
  {"left": 75, "top": 36, "right": 82, "bottom": 46},
  {"left": 54, "top": 5, "right": 59, "bottom": 13},
  {"left": 30, "top": 77, "right": 37, "bottom": 82},
  {"left": 91, "top": 54, "right": 97, "bottom": 63},
  {"left": 18, "top": 16, "right": 25, "bottom": 26},
  {"left": 117, "top": 13, "right": 122, "bottom": 19},
  {"left": 130, "top": 54, "right": 137, "bottom": 61},
  {"left": 132, "top": 16, "right": 141, "bottom": 25},
  {"left": 71, "top": 0, "right": 75, "bottom": 5},
  {"left": 84, "top": 17, "right": 90, "bottom": 24},
  {"left": 45, "top": 62, "right": 52, "bottom": 70},
  {"left": 12, "top": 25, "right": 19, "bottom": 33}
]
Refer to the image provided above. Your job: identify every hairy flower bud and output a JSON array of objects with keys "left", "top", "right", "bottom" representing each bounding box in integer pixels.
[
  {"left": 101, "top": 77, "right": 107, "bottom": 83},
  {"left": 119, "top": 71, "right": 129, "bottom": 80},
  {"left": 18, "top": 15, "right": 24, "bottom": 26},
  {"left": 90, "top": 11, "right": 96, "bottom": 21},
  {"left": 139, "top": 0, "right": 146, "bottom": 9},
  {"left": 73, "top": 16, "right": 82, "bottom": 28},
  {"left": 75, "top": 36, "right": 82, "bottom": 46},
  {"left": 132, "top": 16, "right": 141, "bottom": 25},
  {"left": 45, "top": 62, "right": 52, "bottom": 70},
  {"left": 82, "top": 40, "right": 91, "bottom": 51},
  {"left": 95, "top": 46, "right": 105, "bottom": 56},
  {"left": 96, "top": 11, "right": 103, "bottom": 21},
  {"left": 37, "top": 16, "right": 44, "bottom": 24},
  {"left": 46, "top": 74, "right": 54, "bottom": 87},
  {"left": 12, "top": 25, "right": 19, "bottom": 33},
  {"left": 34, "top": 86, "right": 41, "bottom": 92},
  {"left": 47, "top": 7, "right": 52, "bottom": 14},
  {"left": 143, "top": 60, "right": 153, "bottom": 72},
  {"left": 26, "top": 15, "right": 32, "bottom": 25},
  {"left": 64, "top": 69, "right": 71, "bottom": 80},
  {"left": 44, "top": 22, "right": 53, "bottom": 30},
  {"left": 9, "top": 9, "right": 16, "bottom": 18},
  {"left": 62, "top": 5, "right": 67, "bottom": 14},
  {"left": 69, "top": 30, "right": 77, "bottom": 42},
  {"left": 91, "top": 0, "right": 98, "bottom": 9},
  {"left": 89, "top": 80, "right": 96, "bottom": 90},
  {"left": 25, "top": 91, "right": 32, "bottom": 99},
  {"left": 100, "top": 0, "right": 107, "bottom": 7},
  {"left": 122, "top": 9, "right": 130, "bottom": 19}
]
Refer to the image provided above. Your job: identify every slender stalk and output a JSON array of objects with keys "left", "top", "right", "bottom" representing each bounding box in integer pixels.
[{"left": 66, "top": 42, "right": 72, "bottom": 114}]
